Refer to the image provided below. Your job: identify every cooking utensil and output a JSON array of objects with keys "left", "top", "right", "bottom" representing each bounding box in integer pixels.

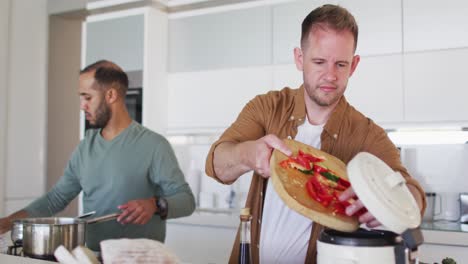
[
  {"left": 10, "top": 219, "right": 23, "bottom": 246},
  {"left": 10, "top": 211, "right": 97, "bottom": 247},
  {"left": 21, "top": 212, "right": 119, "bottom": 260}
]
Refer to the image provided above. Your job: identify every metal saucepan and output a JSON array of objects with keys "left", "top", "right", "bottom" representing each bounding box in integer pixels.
[
  {"left": 17, "top": 212, "right": 118, "bottom": 260},
  {"left": 11, "top": 219, "right": 23, "bottom": 246},
  {"left": 10, "top": 211, "right": 97, "bottom": 247}
]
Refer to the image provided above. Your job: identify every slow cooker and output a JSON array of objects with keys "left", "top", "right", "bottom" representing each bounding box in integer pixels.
[{"left": 317, "top": 152, "right": 424, "bottom": 264}]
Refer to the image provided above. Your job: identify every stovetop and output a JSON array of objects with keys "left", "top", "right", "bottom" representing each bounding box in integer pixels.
[
  {"left": 6, "top": 243, "right": 57, "bottom": 262},
  {"left": 7, "top": 243, "right": 23, "bottom": 257}
]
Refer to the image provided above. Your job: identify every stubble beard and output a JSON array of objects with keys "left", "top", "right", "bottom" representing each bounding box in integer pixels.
[
  {"left": 88, "top": 100, "right": 112, "bottom": 129},
  {"left": 304, "top": 83, "right": 344, "bottom": 107}
]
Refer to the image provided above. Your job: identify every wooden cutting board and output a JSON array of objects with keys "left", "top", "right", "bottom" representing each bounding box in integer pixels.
[{"left": 269, "top": 139, "right": 359, "bottom": 232}]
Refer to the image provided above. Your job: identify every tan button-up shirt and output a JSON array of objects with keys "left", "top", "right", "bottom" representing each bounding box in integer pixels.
[{"left": 205, "top": 86, "right": 426, "bottom": 264}]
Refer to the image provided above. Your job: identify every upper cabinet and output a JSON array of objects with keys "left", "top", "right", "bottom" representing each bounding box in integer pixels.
[
  {"left": 346, "top": 55, "right": 404, "bottom": 123},
  {"left": 403, "top": 0, "right": 468, "bottom": 52},
  {"left": 168, "top": 6, "right": 272, "bottom": 72},
  {"left": 272, "top": 0, "right": 321, "bottom": 64},
  {"left": 404, "top": 48, "right": 468, "bottom": 122},
  {"left": 167, "top": 66, "right": 273, "bottom": 132},
  {"left": 84, "top": 8, "right": 168, "bottom": 134},
  {"left": 338, "top": 0, "right": 402, "bottom": 56},
  {"left": 166, "top": 0, "right": 468, "bottom": 132},
  {"left": 85, "top": 13, "right": 144, "bottom": 72},
  {"left": 273, "top": 0, "right": 402, "bottom": 64}
]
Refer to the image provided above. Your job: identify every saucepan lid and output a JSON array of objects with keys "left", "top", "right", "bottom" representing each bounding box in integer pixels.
[{"left": 347, "top": 152, "right": 421, "bottom": 234}]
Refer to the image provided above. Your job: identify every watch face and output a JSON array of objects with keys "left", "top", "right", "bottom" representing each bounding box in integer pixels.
[{"left": 157, "top": 198, "right": 168, "bottom": 217}]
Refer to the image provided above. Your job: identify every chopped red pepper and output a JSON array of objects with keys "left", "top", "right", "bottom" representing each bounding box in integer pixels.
[
  {"left": 332, "top": 201, "right": 346, "bottom": 215},
  {"left": 279, "top": 149, "right": 354, "bottom": 215},
  {"left": 299, "top": 150, "right": 325, "bottom": 162},
  {"left": 306, "top": 178, "right": 332, "bottom": 207},
  {"left": 306, "top": 180, "right": 319, "bottom": 201},
  {"left": 313, "top": 164, "right": 328, "bottom": 174},
  {"left": 337, "top": 178, "right": 351, "bottom": 188},
  {"left": 310, "top": 174, "right": 334, "bottom": 207},
  {"left": 291, "top": 155, "right": 312, "bottom": 170},
  {"left": 279, "top": 159, "right": 290, "bottom": 169}
]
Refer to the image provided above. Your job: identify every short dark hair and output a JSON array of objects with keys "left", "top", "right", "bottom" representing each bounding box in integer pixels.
[
  {"left": 80, "top": 60, "right": 129, "bottom": 97},
  {"left": 301, "top": 4, "right": 358, "bottom": 51}
]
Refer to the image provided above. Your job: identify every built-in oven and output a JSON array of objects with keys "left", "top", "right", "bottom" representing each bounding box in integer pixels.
[
  {"left": 85, "top": 87, "right": 142, "bottom": 130},
  {"left": 125, "top": 87, "right": 142, "bottom": 124}
]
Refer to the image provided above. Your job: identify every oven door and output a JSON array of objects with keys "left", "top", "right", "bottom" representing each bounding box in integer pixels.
[{"left": 125, "top": 88, "right": 142, "bottom": 124}]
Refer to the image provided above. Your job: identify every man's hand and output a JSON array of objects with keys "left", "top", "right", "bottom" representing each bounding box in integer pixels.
[
  {"left": 117, "top": 198, "right": 157, "bottom": 225},
  {"left": 246, "top": 134, "right": 292, "bottom": 178},
  {"left": 338, "top": 187, "right": 381, "bottom": 228},
  {"left": 213, "top": 134, "right": 292, "bottom": 183},
  {"left": 0, "top": 217, "right": 13, "bottom": 234},
  {"left": 0, "top": 210, "right": 28, "bottom": 234}
]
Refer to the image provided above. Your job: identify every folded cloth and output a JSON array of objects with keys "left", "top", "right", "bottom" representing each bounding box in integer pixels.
[
  {"left": 55, "top": 245, "right": 100, "bottom": 264},
  {"left": 73, "top": 246, "right": 100, "bottom": 264},
  {"left": 54, "top": 246, "right": 79, "bottom": 264},
  {"left": 100, "top": 238, "right": 180, "bottom": 264}
]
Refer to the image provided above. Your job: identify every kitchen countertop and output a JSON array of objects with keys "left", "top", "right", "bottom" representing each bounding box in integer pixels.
[
  {"left": 167, "top": 208, "right": 239, "bottom": 228},
  {"left": 420, "top": 220, "right": 468, "bottom": 233},
  {"left": 0, "top": 254, "right": 56, "bottom": 264},
  {"left": 420, "top": 221, "right": 468, "bottom": 246}
]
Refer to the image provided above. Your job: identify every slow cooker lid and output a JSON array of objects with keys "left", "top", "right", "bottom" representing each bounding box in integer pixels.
[
  {"left": 347, "top": 152, "right": 421, "bottom": 234},
  {"left": 319, "top": 228, "right": 400, "bottom": 247}
]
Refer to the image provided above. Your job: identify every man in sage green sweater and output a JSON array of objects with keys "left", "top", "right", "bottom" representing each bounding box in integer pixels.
[{"left": 0, "top": 60, "right": 195, "bottom": 251}]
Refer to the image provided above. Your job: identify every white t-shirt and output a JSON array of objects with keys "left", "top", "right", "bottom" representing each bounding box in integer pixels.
[{"left": 260, "top": 116, "right": 324, "bottom": 264}]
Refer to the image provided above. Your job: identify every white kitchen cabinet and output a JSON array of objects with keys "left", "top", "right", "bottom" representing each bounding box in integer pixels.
[
  {"left": 273, "top": 0, "right": 402, "bottom": 64},
  {"left": 403, "top": 0, "right": 468, "bottom": 52},
  {"left": 84, "top": 7, "right": 168, "bottom": 134},
  {"left": 166, "top": 213, "right": 238, "bottom": 264},
  {"left": 272, "top": 0, "right": 323, "bottom": 64},
  {"left": 167, "top": 66, "right": 273, "bottom": 133},
  {"left": 419, "top": 244, "right": 468, "bottom": 264},
  {"left": 404, "top": 48, "right": 468, "bottom": 123},
  {"left": 337, "top": 0, "right": 402, "bottom": 56},
  {"left": 85, "top": 13, "right": 144, "bottom": 72},
  {"left": 271, "top": 55, "right": 405, "bottom": 125},
  {"left": 346, "top": 54, "right": 404, "bottom": 124},
  {"left": 168, "top": 6, "right": 272, "bottom": 72},
  {"left": 419, "top": 228, "right": 468, "bottom": 263},
  {"left": 272, "top": 63, "right": 303, "bottom": 90}
]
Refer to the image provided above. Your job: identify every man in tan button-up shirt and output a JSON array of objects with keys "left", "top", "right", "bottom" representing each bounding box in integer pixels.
[{"left": 205, "top": 4, "right": 425, "bottom": 264}]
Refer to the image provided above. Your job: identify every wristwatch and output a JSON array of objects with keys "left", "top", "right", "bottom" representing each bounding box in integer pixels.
[{"left": 156, "top": 197, "right": 168, "bottom": 219}]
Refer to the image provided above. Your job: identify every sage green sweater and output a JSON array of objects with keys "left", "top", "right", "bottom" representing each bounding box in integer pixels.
[{"left": 25, "top": 121, "right": 195, "bottom": 250}]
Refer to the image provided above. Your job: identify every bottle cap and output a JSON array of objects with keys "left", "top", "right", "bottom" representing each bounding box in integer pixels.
[{"left": 240, "top": 208, "right": 251, "bottom": 216}]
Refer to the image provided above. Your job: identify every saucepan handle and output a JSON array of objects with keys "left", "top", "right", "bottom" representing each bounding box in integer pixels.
[{"left": 86, "top": 213, "right": 120, "bottom": 224}]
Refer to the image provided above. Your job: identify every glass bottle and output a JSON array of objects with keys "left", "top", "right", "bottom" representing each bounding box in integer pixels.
[{"left": 239, "top": 208, "right": 252, "bottom": 264}]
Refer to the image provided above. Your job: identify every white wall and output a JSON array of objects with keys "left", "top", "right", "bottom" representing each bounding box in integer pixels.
[
  {"left": 0, "top": 0, "right": 11, "bottom": 216},
  {"left": 3, "top": 0, "right": 49, "bottom": 214}
]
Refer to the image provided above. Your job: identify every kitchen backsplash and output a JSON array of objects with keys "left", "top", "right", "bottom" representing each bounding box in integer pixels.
[
  {"left": 401, "top": 144, "right": 468, "bottom": 193},
  {"left": 171, "top": 138, "right": 252, "bottom": 210},
  {"left": 170, "top": 135, "right": 468, "bottom": 220}
]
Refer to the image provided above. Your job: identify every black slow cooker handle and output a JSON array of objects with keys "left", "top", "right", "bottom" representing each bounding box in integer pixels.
[
  {"left": 395, "top": 228, "right": 424, "bottom": 264},
  {"left": 401, "top": 228, "right": 424, "bottom": 251}
]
